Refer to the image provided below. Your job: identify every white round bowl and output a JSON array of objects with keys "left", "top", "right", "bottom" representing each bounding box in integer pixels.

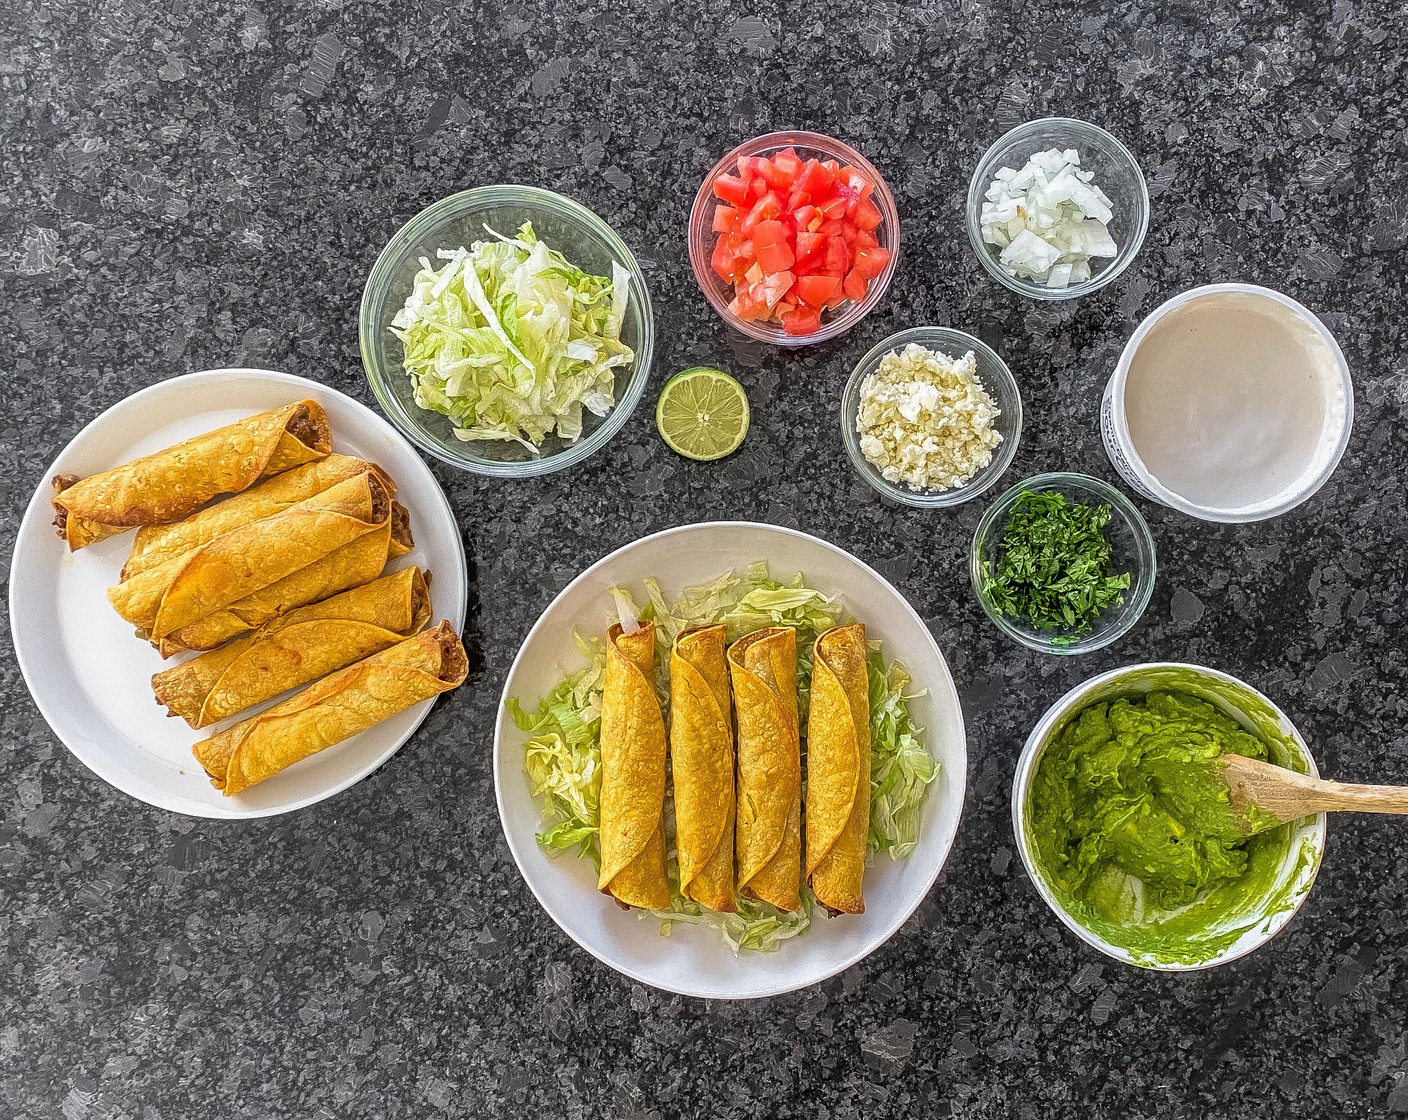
[
  {"left": 494, "top": 521, "right": 968, "bottom": 998},
  {"left": 1013, "top": 662, "right": 1326, "bottom": 971}
]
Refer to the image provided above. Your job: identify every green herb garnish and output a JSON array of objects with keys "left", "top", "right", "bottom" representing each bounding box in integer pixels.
[{"left": 981, "top": 491, "right": 1131, "bottom": 637}]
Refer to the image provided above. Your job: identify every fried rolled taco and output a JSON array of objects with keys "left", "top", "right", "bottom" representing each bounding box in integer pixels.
[
  {"left": 107, "top": 471, "right": 391, "bottom": 639},
  {"left": 152, "top": 567, "right": 431, "bottom": 728},
  {"left": 192, "top": 620, "right": 466, "bottom": 795},
  {"left": 728, "top": 626, "right": 802, "bottom": 912},
  {"left": 52, "top": 400, "right": 331, "bottom": 550},
  {"left": 150, "top": 502, "right": 412, "bottom": 656},
  {"left": 597, "top": 621, "right": 669, "bottom": 910},
  {"left": 669, "top": 625, "right": 736, "bottom": 912},
  {"left": 806, "top": 624, "right": 872, "bottom": 915},
  {"left": 121, "top": 455, "right": 394, "bottom": 581}
]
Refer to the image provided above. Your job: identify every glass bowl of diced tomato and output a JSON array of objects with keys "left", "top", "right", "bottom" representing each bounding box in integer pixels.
[{"left": 689, "top": 131, "right": 900, "bottom": 346}]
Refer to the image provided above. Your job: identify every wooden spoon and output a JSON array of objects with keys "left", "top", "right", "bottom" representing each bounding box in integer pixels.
[{"left": 1221, "top": 754, "right": 1408, "bottom": 836}]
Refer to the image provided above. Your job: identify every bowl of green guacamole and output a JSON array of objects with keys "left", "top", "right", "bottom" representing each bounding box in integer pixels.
[{"left": 1014, "top": 663, "right": 1326, "bottom": 969}]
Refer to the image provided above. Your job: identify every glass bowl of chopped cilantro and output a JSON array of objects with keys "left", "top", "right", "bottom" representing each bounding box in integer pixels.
[
  {"left": 841, "top": 326, "right": 1022, "bottom": 508},
  {"left": 970, "top": 472, "right": 1156, "bottom": 654},
  {"left": 360, "top": 185, "right": 654, "bottom": 477}
]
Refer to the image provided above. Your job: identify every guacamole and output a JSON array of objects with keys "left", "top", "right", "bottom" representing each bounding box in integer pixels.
[{"left": 1028, "top": 689, "right": 1302, "bottom": 965}]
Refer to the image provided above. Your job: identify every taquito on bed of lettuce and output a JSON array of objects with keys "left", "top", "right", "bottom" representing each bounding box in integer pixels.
[
  {"left": 107, "top": 471, "right": 392, "bottom": 639},
  {"left": 597, "top": 621, "right": 670, "bottom": 909},
  {"left": 728, "top": 626, "right": 802, "bottom": 912},
  {"left": 121, "top": 454, "right": 393, "bottom": 580},
  {"left": 669, "top": 625, "right": 736, "bottom": 912},
  {"left": 805, "top": 624, "right": 872, "bottom": 915},
  {"left": 148, "top": 500, "right": 411, "bottom": 656},
  {"left": 52, "top": 400, "right": 332, "bottom": 550},
  {"left": 192, "top": 620, "right": 467, "bottom": 795},
  {"left": 152, "top": 566, "right": 431, "bottom": 729}
]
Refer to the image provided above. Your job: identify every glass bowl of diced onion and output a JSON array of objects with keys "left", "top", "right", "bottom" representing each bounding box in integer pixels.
[
  {"left": 965, "top": 118, "right": 1149, "bottom": 301},
  {"left": 840, "top": 326, "right": 1023, "bottom": 509}
]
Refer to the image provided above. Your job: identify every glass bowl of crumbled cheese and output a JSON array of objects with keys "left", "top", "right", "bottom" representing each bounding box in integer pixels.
[
  {"left": 966, "top": 118, "right": 1149, "bottom": 300},
  {"left": 841, "top": 326, "right": 1022, "bottom": 508}
]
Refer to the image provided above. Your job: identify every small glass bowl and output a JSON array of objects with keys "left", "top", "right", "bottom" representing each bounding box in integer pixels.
[
  {"left": 840, "top": 326, "right": 1022, "bottom": 509},
  {"left": 360, "top": 185, "right": 655, "bottom": 477},
  {"left": 965, "top": 117, "right": 1149, "bottom": 301},
  {"left": 688, "top": 131, "right": 900, "bottom": 347},
  {"left": 970, "top": 472, "right": 1156, "bottom": 654}
]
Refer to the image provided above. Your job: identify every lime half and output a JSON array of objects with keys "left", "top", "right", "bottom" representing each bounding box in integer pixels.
[{"left": 655, "top": 367, "right": 750, "bottom": 461}]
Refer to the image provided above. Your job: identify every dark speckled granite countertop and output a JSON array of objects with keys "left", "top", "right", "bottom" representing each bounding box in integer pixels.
[{"left": 3, "top": 2, "right": 1407, "bottom": 1117}]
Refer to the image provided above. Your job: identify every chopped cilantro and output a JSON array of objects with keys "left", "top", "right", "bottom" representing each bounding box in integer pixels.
[{"left": 981, "top": 491, "right": 1131, "bottom": 636}]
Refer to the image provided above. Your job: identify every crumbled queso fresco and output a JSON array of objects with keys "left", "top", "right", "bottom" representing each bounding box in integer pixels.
[{"left": 856, "top": 344, "right": 1002, "bottom": 491}]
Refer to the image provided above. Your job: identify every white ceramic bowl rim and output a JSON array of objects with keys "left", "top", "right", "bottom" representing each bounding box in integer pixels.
[
  {"left": 1105, "top": 283, "right": 1354, "bottom": 522},
  {"left": 1011, "top": 662, "right": 1327, "bottom": 971}
]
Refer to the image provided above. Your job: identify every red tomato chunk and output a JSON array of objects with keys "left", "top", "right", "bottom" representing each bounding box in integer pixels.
[{"left": 708, "top": 146, "right": 889, "bottom": 335}]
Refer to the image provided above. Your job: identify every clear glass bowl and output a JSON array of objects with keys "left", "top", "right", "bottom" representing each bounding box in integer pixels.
[
  {"left": 970, "top": 472, "right": 1157, "bottom": 654},
  {"left": 688, "top": 131, "right": 900, "bottom": 347},
  {"left": 841, "top": 326, "right": 1022, "bottom": 508},
  {"left": 359, "top": 185, "right": 655, "bottom": 477},
  {"left": 965, "top": 117, "right": 1149, "bottom": 301}
]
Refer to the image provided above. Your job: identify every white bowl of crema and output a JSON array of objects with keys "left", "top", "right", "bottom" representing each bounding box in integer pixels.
[{"left": 1101, "top": 283, "right": 1352, "bottom": 523}]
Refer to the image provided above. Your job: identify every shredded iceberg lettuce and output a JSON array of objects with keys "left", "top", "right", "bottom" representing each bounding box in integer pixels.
[
  {"left": 390, "top": 221, "right": 633, "bottom": 452},
  {"left": 511, "top": 562, "right": 937, "bottom": 952}
]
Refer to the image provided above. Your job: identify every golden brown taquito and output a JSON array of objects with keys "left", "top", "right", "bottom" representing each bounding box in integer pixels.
[
  {"left": 192, "top": 620, "right": 466, "bottom": 795},
  {"left": 728, "top": 626, "right": 802, "bottom": 912},
  {"left": 122, "top": 455, "right": 394, "bottom": 580},
  {"left": 596, "top": 621, "right": 670, "bottom": 909},
  {"left": 805, "top": 624, "right": 872, "bottom": 915},
  {"left": 107, "top": 472, "right": 390, "bottom": 639},
  {"left": 52, "top": 400, "right": 331, "bottom": 549},
  {"left": 151, "top": 501, "right": 411, "bottom": 656},
  {"left": 669, "top": 625, "right": 736, "bottom": 912},
  {"left": 152, "top": 567, "right": 431, "bottom": 728}
]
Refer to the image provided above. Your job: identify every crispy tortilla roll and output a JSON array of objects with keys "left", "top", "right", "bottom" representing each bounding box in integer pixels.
[
  {"left": 728, "top": 626, "right": 802, "bottom": 912},
  {"left": 805, "top": 624, "right": 872, "bottom": 915},
  {"left": 151, "top": 502, "right": 412, "bottom": 656},
  {"left": 669, "top": 625, "right": 736, "bottom": 912},
  {"left": 107, "top": 472, "right": 390, "bottom": 639},
  {"left": 152, "top": 567, "right": 431, "bottom": 728},
  {"left": 52, "top": 400, "right": 331, "bottom": 550},
  {"left": 122, "top": 455, "right": 394, "bottom": 580},
  {"left": 596, "top": 622, "right": 670, "bottom": 909},
  {"left": 193, "top": 620, "right": 466, "bottom": 795}
]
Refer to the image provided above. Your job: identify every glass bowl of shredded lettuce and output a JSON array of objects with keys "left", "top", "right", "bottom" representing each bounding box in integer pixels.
[{"left": 360, "top": 185, "right": 654, "bottom": 477}]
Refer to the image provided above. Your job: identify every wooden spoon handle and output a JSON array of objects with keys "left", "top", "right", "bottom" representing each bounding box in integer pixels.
[{"left": 1307, "top": 781, "right": 1408, "bottom": 816}]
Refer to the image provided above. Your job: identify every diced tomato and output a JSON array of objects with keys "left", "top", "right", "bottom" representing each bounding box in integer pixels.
[
  {"left": 786, "top": 188, "right": 812, "bottom": 211},
  {"left": 822, "top": 236, "right": 851, "bottom": 274},
  {"left": 712, "top": 206, "right": 740, "bottom": 234},
  {"left": 713, "top": 174, "right": 750, "bottom": 208},
  {"left": 818, "top": 195, "right": 848, "bottom": 220},
  {"left": 761, "top": 269, "right": 795, "bottom": 307},
  {"left": 710, "top": 238, "right": 736, "bottom": 281},
  {"left": 841, "top": 219, "right": 859, "bottom": 242},
  {"left": 739, "top": 191, "right": 785, "bottom": 235},
  {"left": 853, "top": 199, "right": 883, "bottom": 231},
  {"left": 756, "top": 157, "right": 790, "bottom": 189},
  {"left": 852, "top": 245, "right": 890, "bottom": 280},
  {"left": 782, "top": 306, "right": 822, "bottom": 336},
  {"left": 792, "top": 204, "right": 821, "bottom": 232},
  {"left": 794, "top": 231, "right": 826, "bottom": 263},
  {"left": 755, "top": 238, "right": 795, "bottom": 274},
  {"left": 728, "top": 292, "right": 766, "bottom": 321},
  {"left": 852, "top": 228, "right": 879, "bottom": 250},
  {"left": 794, "top": 159, "right": 834, "bottom": 199},
  {"left": 843, "top": 269, "right": 868, "bottom": 301},
  {"left": 772, "top": 148, "right": 804, "bottom": 185},
  {"left": 817, "top": 218, "right": 845, "bottom": 237},
  {"left": 797, "top": 273, "right": 843, "bottom": 308},
  {"left": 821, "top": 158, "right": 841, "bottom": 174}
]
